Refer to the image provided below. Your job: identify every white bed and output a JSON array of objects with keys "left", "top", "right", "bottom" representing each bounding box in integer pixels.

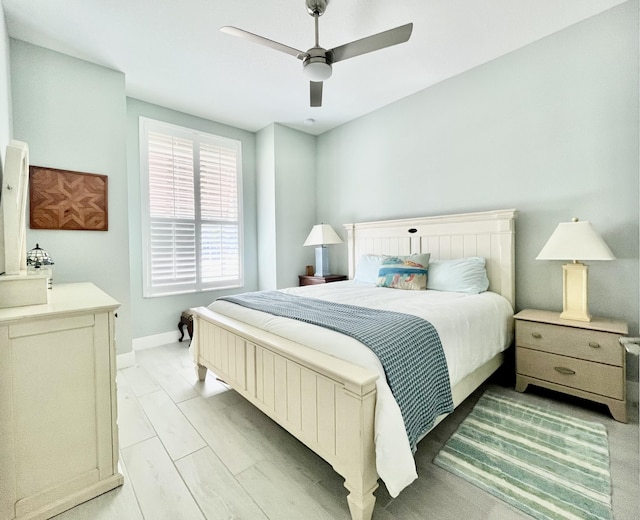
[{"left": 190, "top": 208, "right": 517, "bottom": 520}]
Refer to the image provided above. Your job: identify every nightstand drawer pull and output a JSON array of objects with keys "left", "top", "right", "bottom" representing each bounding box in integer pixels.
[
  {"left": 554, "top": 366, "right": 576, "bottom": 375},
  {"left": 531, "top": 332, "right": 542, "bottom": 339},
  {"left": 588, "top": 341, "right": 601, "bottom": 348}
]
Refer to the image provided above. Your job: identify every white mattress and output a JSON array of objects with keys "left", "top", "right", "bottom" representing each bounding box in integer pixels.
[{"left": 209, "top": 281, "right": 513, "bottom": 497}]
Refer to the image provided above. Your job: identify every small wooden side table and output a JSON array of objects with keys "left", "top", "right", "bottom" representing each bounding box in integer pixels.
[
  {"left": 299, "top": 274, "right": 347, "bottom": 286},
  {"left": 514, "top": 309, "right": 628, "bottom": 422}
]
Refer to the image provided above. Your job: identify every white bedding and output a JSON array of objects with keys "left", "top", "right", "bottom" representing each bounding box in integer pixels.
[{"left": 209, "top": 281, "right": 513, "bottom": 497}]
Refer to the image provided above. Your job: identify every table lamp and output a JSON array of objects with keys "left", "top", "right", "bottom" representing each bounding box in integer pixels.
[
  {"left": 536, "top": 218, "right": 615, "bottom": 322},
  {"left": 303, "top": 224, "right": 342, "bottom": 277},
  {"left": 26, "top": 243, "right": 54, "bottom": 289}
]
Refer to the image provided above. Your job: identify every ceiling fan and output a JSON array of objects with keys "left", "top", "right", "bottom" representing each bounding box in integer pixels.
[{"left": 220, "top": 0, "right": 413, "bottom": 107}]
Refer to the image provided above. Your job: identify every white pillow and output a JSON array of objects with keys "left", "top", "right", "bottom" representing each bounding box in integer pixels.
[
  {"left": 353, "top": 254, "right": 386, "bottom": 284},
  {"left": 427, "top": 257, "right": 489, "bottom": 294}
]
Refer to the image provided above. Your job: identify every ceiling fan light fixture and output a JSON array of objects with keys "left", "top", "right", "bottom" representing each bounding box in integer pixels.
[
  {"left": 220, "top": 1, "right": 413, "bottom": 107},
  {"left": 303, "top": 58, "right": 332, "bottom": 81}
]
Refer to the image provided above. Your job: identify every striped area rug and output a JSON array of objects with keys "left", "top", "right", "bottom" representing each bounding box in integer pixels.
[{"left": 433, "top": 390, "right": 612, "bottom": 520}]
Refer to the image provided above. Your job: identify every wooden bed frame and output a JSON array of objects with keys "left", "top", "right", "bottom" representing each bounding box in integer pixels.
[{"left": 190, "top": 208, "right": 517, "bottom": 520}]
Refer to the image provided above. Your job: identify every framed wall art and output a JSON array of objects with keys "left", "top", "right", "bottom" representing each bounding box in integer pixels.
[{"left": 29, "top": 166, "right": 108, "bottom": 231}]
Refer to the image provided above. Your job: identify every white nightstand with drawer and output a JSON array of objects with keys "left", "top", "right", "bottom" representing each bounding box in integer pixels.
[{"left": 514, "top": 309, "right": 628, "bottom": 422}]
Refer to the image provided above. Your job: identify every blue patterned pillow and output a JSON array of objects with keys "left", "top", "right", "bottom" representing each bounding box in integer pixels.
[{"left": 377, "top": 254, "right": 430, "bottom": 290}]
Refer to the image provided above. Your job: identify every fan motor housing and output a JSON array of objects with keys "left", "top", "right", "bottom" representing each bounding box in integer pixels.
[{"left": 306, "top": 0, "right": 328, "bottom": 16}]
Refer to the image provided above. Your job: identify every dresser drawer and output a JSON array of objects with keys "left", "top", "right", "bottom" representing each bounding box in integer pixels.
[
  {"left": 516, "top": 320, "right": 623, "bottom": 366},
  {"left": 517, "top": 347, "right": 624, "bottom": 399}
]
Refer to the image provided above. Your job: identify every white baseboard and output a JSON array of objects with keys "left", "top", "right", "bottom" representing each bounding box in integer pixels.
[
  {"left": 132, "top": 330, "right": 181, "bottom": 351},
  {"left": 116, "top": 351, "right": 136, "bottom": 370}
]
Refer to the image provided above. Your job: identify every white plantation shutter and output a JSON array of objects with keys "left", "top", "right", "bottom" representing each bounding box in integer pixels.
[{"left": 140, "top": 118, "right": 243, "bottom": 297}]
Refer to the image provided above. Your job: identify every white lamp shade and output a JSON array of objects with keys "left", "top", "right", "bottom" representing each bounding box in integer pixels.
[
  {"left": 303, "top": 224, "right": 343, "bottom": 246},
  {"left": 536, "top": 220, "right": 615, "bottom": 261}
]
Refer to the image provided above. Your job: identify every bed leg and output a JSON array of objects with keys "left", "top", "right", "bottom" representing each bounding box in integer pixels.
[
  {"left": 195, "top": 363, "right": 207, "bottom": 381},
  {"left": 345, "top": 482, "right": 376, "bottom": 520}
]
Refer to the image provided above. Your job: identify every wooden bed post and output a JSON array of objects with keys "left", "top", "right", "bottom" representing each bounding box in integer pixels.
[
  {"left": 346, "top": 484, "right": 377, "bottom": 520},
  {"left": 189, "top": 312, "right": 208, "bottom": 381},
  {"left": 344, "top": 223, "right": 356, "bottom": 279},
  {"left": 196, "top": 363, "right": 207, "bottom": 381},
  {"left": 335, "top": 382, "right": 378, "bottom": 520}
]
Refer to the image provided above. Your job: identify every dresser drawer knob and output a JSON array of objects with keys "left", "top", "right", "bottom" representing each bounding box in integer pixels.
[
  {"left": 588, "top": 341, "right": 600, "bottom": 348},
  {"left": 554, "top": 366, "right": 576, "bottom": 375},
  {"left": 531, "top": 332, "right": 542, "bottom": 339}
]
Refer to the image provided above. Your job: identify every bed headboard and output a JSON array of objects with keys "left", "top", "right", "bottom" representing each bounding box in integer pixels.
[{"left": 343, "top": 209, "right": 517, "bottom": 308}]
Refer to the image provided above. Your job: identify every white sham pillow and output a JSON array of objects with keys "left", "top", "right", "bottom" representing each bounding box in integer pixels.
[
  {"left": 353, "top": 254, "right": 386, "bottom": 284},
  {"left": 426, "top": 257, "right": 489, "bottom": 294}
]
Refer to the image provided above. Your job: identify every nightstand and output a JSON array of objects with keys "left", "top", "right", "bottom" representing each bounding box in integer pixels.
[
  {"left": 299, "top": 274, "right": 347, "bottom": 286},
  {"left": 514, "top": 309, "right": 628, "bottom": 422}
]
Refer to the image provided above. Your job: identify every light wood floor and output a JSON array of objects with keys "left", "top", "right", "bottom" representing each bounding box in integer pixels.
[{"left": 53, "top": 341, "right": 639, "bottom": 520}]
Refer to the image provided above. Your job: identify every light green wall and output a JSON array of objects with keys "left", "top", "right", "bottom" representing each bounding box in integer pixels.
[
  {"left": 126, "top": 98, "right": 258, "bottom": 339},
  {"left": 0, "top": 6, "right": 11, "bottom": 153},
  {"left": 318, "top": 1, "right": 639, "bottom": 336},
  {"left": 256, "top": 123, "right": 316, "bottom": 290},
  {"left": 256, "top": 124, "right": 277, "bottom": 290},
  {"left": 10, "top": 40, "right": 132, "bottom": 354},
  {"left": 273, "top": 124, "right": 316, "bottom": 288}
]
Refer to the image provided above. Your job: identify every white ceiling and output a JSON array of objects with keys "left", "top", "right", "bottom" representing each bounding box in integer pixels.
[{"left": 1, "top": 0, "right": 628, "bottom": 136}]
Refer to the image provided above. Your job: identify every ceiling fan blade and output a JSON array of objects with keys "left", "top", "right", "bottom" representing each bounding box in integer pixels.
[
  {"left": 329, "top": 22, "right": 413, "bottom": 63},
  {"left": 220, "top": 26, "right": 308, "bottom": 60},
  {"left": 310, "top": 81, "right": 323, "bottom": 107}
]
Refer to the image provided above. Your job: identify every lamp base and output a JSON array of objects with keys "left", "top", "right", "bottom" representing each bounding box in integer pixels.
[
  {"left": 560, "top": 262, "right": 591, "bottom": 322},
  {"left": 314, "top": 246, "right": 330, "bottom": 277}
]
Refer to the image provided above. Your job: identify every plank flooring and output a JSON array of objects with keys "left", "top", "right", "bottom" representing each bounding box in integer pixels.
[{"left": 53, "top": 341, "right": 639, "bottom": 519}]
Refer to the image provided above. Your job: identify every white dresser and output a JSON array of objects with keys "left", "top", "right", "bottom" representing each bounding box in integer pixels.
[{"left": 0, "top": 283, "right": 123, "bottom": 520}]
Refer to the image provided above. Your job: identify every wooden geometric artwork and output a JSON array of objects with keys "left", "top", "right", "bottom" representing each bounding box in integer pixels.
[{"left": 29, "top": 166, "right": 108, "bottom": 231}]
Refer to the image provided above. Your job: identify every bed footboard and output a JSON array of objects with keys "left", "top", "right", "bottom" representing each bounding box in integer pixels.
[{"left": 190, "top": 306, "right": 380, "bottom": 520}]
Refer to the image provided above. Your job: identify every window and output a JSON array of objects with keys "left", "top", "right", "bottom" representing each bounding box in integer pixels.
[{"left": 139, "top": 118, "right": 243, "bottom": 297}]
